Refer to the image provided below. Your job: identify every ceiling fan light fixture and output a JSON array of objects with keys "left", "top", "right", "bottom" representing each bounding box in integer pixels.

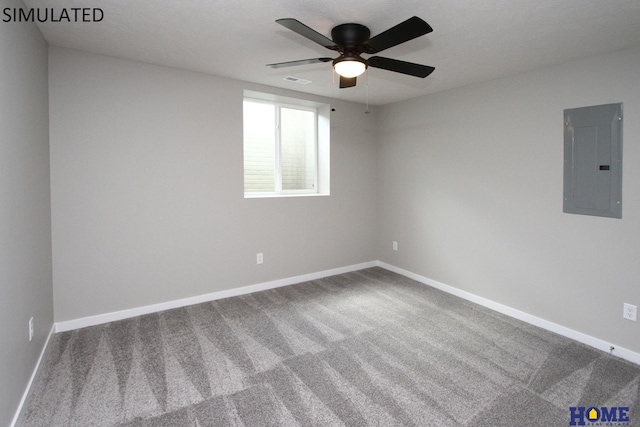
[{"left": 333, "top": 58, "right": 367, "bottom": 78}]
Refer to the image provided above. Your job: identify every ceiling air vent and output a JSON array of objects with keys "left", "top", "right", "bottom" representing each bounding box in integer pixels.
[{"left": 284, "top": 76, "right": 312, "bottom": 85}]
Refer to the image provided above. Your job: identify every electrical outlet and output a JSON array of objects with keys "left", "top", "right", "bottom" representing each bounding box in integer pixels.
[
  {"left": 29, "top": 317, "right": 34, "bottom": 341},
  {"left": 257, "top": 253, "right": 263, "bottom": 265},
  {"left": 623, "top": 303, "right": 637, "bottom": 321},
  {"left": 392, "top": 241, "right": 398, "bottom": 251}
]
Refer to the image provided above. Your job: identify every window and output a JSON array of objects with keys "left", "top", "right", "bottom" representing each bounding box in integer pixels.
[{"left": 243, "top": 91, "right": 330, "bottom": 197}]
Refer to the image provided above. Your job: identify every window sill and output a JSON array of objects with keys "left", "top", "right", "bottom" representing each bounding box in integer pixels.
[{"left": 244, "top": 193, "right": 329, "bottom": 199}]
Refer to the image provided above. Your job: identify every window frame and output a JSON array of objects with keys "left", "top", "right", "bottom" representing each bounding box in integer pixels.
[{"left": 243, "top": 91, "right": 330, "bottom": 198}]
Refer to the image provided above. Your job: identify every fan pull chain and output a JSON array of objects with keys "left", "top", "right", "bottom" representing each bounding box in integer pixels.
[
  {"left": 365, "top": 69, "right": 371, "bottom": 114},
  {"left": 331, "top": 68, "right": 338, "bottom": 109}
]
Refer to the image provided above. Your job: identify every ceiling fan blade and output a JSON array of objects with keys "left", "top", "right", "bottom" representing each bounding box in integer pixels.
[
  {"left": 339, "top": 76, "right": 357, "bottom": 88},
  {"left": 363, "top": 16, "right": 433, "bottom": 54},
  {"left": 267, "top": 57, "right": 333, "bottom": 69},
  {"left": 276, "top": 18, "right": 339, "bottom": 50},
  {"left": 368, "top": 56, "right": 435, "bottom": 78}
]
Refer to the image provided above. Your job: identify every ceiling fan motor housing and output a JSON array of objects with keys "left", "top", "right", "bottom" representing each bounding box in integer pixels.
[{"left": 331, "top": 23, "right": 370, "bottom": 52}]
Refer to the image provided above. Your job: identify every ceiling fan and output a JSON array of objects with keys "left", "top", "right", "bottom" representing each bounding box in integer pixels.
[{"left": 267, "top": 16, "right": 435, "bottom": 88}]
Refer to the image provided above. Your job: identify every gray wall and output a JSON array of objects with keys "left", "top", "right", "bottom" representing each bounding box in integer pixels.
[
  {"left": 3, "top": 21, "right": 640, "bottom": 423},
  {"left": 0, "top": 0, "right": 53, "bottom": 424},
  {"left": 4, "top": 11, "right": 639, "bottom": 423},
  {"left": 49, "top": 47, "right": 378, "bottom": 323},
  {"left": 377, "top": 47, "right": 640, "bottom": 353}
]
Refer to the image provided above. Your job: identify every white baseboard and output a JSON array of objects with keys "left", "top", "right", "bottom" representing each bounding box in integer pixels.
[
  {"left": 10, "top": 324, "right": 56, "bottom": 427},
  {"left": 55, "top": 260, "right": 640, "bottom": 366},
  {"left": 55, "top": 261, "right": 378, "bottom": 332},
  {"left": 13, "top": 260, "right": 639, "bottom": 425},
  {"left": 377, "top": 261, "right": 640, "bottom": 366}
]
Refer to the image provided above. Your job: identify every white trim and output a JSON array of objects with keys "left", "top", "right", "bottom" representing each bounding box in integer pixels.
[
  {"left": 377, "top": 261, "right": 640, "bottom": 366},
  {"left": 14, "top": 260, "right": 639, "bottom": 424},
  {"left": 244, "top": 193, "right": 329, "bottom": 199},
  {"left": 55, "top": 260, "right": 640, "bottom": 366},
  {"left": 10, "top": 324, "right": 56, "bottom": 427},
  {"left": 55, "top": 261, "right": 377, "bottom": 332}
]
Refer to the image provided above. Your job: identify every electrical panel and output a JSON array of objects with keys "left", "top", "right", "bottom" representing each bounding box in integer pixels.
[{"left": 563, "top": 103, "right": 623, "bottom": 218}]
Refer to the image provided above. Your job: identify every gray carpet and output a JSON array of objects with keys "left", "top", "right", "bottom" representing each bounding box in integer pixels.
[{"left": 20, "top": 267, "right": 640, "bottom": 426}]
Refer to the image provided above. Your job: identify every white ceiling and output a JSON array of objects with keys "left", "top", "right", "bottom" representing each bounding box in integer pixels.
[{"left": 27, "top": 0, "right": 640, "bottom": 105}]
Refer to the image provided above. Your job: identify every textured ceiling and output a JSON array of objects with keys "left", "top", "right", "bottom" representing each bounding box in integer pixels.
[{"left": 26, "top": 0, "right": 640, "bottom": 105}]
